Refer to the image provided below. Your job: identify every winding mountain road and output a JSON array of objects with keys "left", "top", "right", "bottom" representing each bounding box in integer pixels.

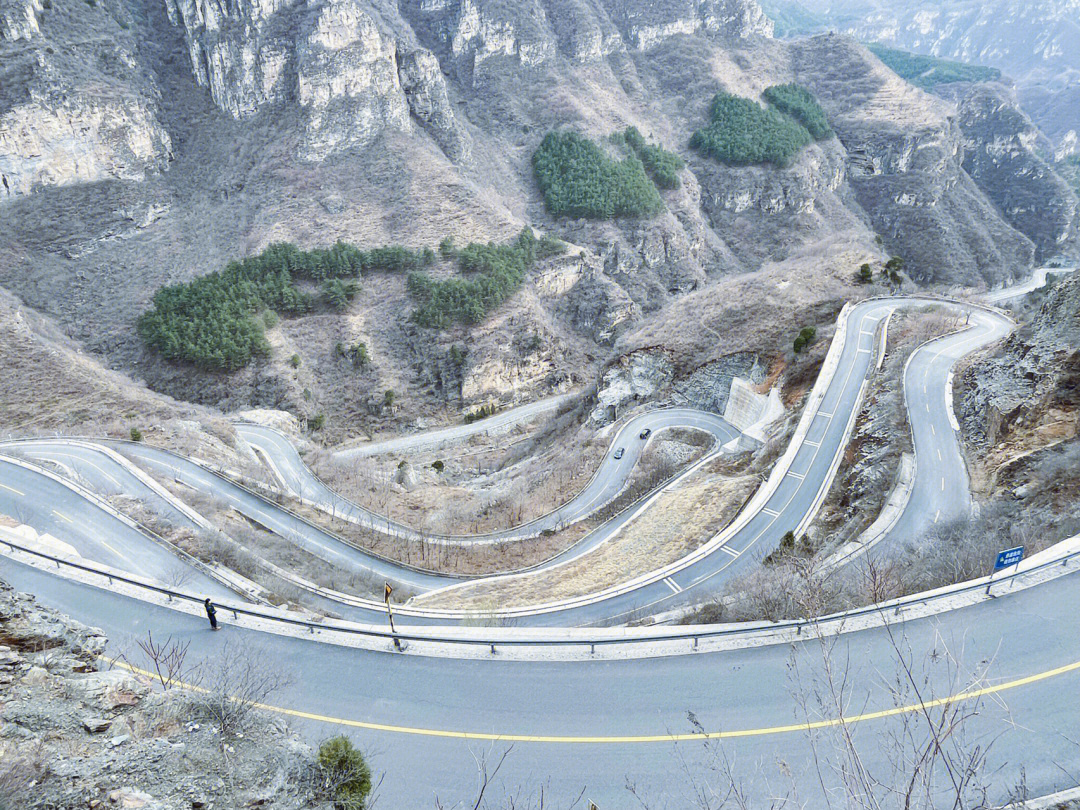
[
  {"left": 235, "top": 408, "right": 741, "bottom": 544},
  {"left": 331, "top": 392, "right": 579, "bottom": 459},
  {"left": 2, "top": 291, "right": 1078, "bottom": 803},
  {"left": 0, "top": 297, "right": 1013, "bottom": 625}
]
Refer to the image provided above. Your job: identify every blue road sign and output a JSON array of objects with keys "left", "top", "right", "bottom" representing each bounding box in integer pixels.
[{"left": 994, "top": 546, "right": 1025, "bottom": 570}]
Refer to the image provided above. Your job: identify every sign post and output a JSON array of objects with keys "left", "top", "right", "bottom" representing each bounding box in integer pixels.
[
  {"left": 986, "top": 546, "right": 1024, "bottom": 596},
  {"left": 384, "top": 582, "right": 402, "bottom": 650}
]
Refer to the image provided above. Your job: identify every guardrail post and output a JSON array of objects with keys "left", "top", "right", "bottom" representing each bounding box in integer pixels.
[
  {"left": 232, "top": 610, "right": 238, "bottom": 620},
  {"left": 490, "top": 643, "right": 496, "bottom": 655},
  {"left": 166, "top": 593, "right": 172, "bottom": 602},
  {"left": 590, "top": 643, "right": 595, "bottom": 655},
  {"left": 693, "top": 637, "right": 698, "bottom": 650},
  {"left": 894, "top": 605, "right": 901, "bottom": 616},
  {"left": 796, "top": 624, "right": 802, "bottom": 636},
  {"left": 309, "top": 625, "right": 314, "bottom": 634}
]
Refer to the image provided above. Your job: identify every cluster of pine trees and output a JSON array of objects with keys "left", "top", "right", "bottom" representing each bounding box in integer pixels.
[
  {"left": 620, "top": 126, "right": 685, "bottom": 189},
  {"left": 139, "top": 241, "right": 432, "bottom": 371},
  {"left": 532, "top": 131, "right": 665, "bottom": 219},
  {"left": 140, "top": 228, "right": 567, "bottom": 370},
  {"left": 866, "top": 44, "right": 1000, "bottom": 89},
  {"left": 761, "top": 84, "right": 833, "bottom": 140},
  {"left": 408, "top": 228, "right": 565, "bottom": 328},
  {"left": 691, "top": 85, "right": 832, "bottom": 168}
]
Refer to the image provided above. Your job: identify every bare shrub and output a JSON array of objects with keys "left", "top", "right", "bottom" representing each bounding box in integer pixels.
[
  {"left": 0, "top": 756, "right": 35, "bottom": 810},
  {"left": 136, "top": 631, "right": 193, "bottom": 691},
  {"left": 190, "top": 638, "right": 292, "bottom": 737},
  {"left": 661, "top": 621, "right": 1000, "bottom": 810}
]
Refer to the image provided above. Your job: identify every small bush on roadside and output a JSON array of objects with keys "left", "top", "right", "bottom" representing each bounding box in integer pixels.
[{"left": 316, "top": 736, "right": 373, "bottom": 810}]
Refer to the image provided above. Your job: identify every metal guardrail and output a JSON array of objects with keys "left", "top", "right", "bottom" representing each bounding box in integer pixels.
[{"left": 2, "top": 533, "right": 1076, "bottom": 652}]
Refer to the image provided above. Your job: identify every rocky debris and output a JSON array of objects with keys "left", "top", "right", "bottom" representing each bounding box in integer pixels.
[
  {"left": 0, "top": 579, "right": 324, "bottom": 810},
  {"left": 960, "top": 272, "right": 1080, "bottom": 455},
  {"left": 0, "top": 0, "right": 40, "bottom": 41},
  {"left": 82, "top": 716, "right": 113, "bottom": 733}
]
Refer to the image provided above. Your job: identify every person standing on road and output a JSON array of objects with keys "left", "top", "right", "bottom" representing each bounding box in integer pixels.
[{"left": 204, "top": 598, "right": 219, "bottom": 630}]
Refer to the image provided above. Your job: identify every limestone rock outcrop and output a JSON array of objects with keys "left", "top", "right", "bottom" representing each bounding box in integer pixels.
[{"left": 0, "top": 2, "right": 172, "bottom": 199}]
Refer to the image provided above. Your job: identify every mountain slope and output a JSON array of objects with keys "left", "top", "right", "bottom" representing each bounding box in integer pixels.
[{"left": 0, "top": 0, "right": 1070, "bottom": 433}]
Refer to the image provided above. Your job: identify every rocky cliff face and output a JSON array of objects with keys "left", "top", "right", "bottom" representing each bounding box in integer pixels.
[
  {"left": 791, "top": 34, "right": 1036, "bottom": 286},
  {"left": 0, "top": 0, "right": 40, "bottom": 41},
  {"left": 774, "top": 0, "right": 1080, "bottom": 158},
  {"left": 961, "top": 273, "right": 1080, "bottom": 453},
  {"left": 164, "top": 0, "right": 465, "bottom": 161},
  {"left": 941, "top": 82, "right": 1078, "bottom": 261},
  {"left": 0, "top": 0, "right": 1073, "bottom": 429},
  {"left": 0, "top": 0, "right": 172, "bottom": 198}
]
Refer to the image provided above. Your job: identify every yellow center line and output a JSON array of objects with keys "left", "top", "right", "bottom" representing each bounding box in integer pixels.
[
  {"left": 109, "top": 656, "right": 1080, "bottom": 744},
  {"left": 0, "top": 482, "right": 25, "bottom": 496}
]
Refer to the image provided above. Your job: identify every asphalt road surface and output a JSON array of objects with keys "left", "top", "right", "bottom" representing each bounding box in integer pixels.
[
  {"left": 3, "top": 292, "right": 1077, "bottom": 804},
  {"left": 0, "top": 297, "right": 1014, "bottom": 626},
  {"left": 0, "top": 553, "right": 1075, "bottom": 806}
]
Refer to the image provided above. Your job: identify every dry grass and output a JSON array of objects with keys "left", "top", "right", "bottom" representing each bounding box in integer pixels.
[
  {"left": 266, "top": 430, "right": 714, "bottom": 577},
  {"left": 411, "top": 454, "right": 757, "bottom": 610},
  {"left": 0, "top": 288, "right": 234, "bottom": 452},
  {"left": 307, "top": 395, "right": 637, "bottom": 536}
]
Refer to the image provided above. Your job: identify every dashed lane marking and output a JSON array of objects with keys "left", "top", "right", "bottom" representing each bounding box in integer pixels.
[{"left": 0, "top": 482, "right": 25, "bottom": 496}]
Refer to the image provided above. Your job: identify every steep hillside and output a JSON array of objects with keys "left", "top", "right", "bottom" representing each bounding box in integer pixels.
[
  {"left": 960, "top": 274, "right": 1080, "bottom": 457},
  {"left": 958, "top": 272, "right": 1080, "bottom": 543},
  {"left": 766, "top": 0, "right": 1080, "bottom": 159},
  {"left": 937, "top": 81, "right": 1079, "bottom": 261},
  {"left": 0, "top": 0, "right": 1069, "bottom": 437}
]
